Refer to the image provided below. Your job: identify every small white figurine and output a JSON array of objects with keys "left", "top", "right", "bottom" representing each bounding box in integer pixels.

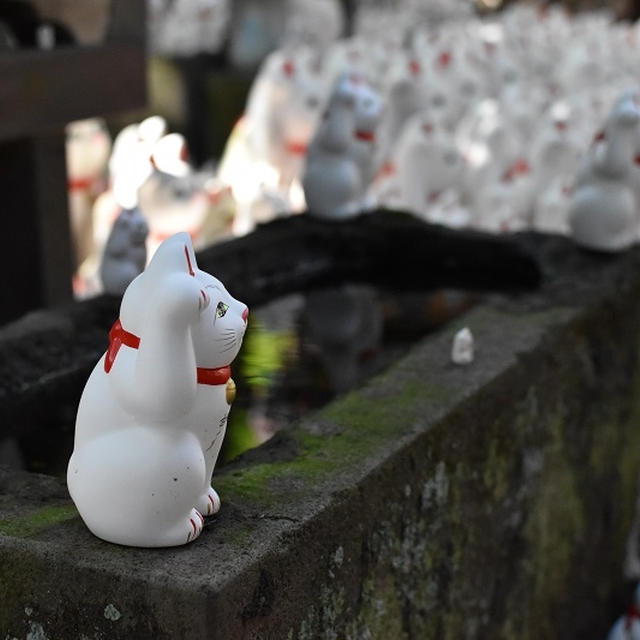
[
  {"left": 569, "top": 92, "right": 640, "bottom": 252},
  {"left": 303, "top": 78, "right": 362, "bottom": 219},
  {"left": 393, "top": 113, "right": 465, "bottom": 218},
  {"left": 99, "top": 208, "right": 149, "bottom": 296},
  {"left": 451, "top": 327, "right": 474, "bottom": 365},
  {"left": 65, "top": 118, "right": 111, "bottom": 269},
  {"left": 606, "top": 583, "right": 640, "bottom": 640},
  {"left": 68, "top": 233, "right": 249, "bottom": 547}
]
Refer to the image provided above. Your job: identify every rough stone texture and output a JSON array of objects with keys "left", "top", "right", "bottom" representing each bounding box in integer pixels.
[{"left": 1, "top": 214, "right": 639, "bottom": 638}]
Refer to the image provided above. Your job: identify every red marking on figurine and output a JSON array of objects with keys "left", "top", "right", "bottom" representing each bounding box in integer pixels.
[
  {"left": 635, "top": 155, "right": 640, "bottom": 166},
  {"left": 196, "top": 366, "right": 231, "bottom": 386},
  {"left": 502, "top": 159, "right": 530, "bottom": 182},
  {"left": 422, "top": 123, "right": 434, "bottom": 135},
  {"left": 554, "top": 121, "right": 567, "bottom": 132},
  {"left": 593, "top": 130, "right": 605, "bottom": 143},
  {"left": 436, "top": 52, "right": 452, "bottom": 69},
  {"left": 625, "top": 605, "right": 640, "bottom": 631},
  {"left": 190, "top": 518, "right": 197, "bottom": 535},
  {"left": 104, "top": 319, "right": 140, "bottom": 373},
  {"left": 285, "top": 140, "right": 307, "bottom": 155},
  {"left": 241, "top": 307, "right": 249, "bottom": 323},
  {"left": 376, "top": 162, "right": 396, "bottom": 179},
  {"left": 409, "top": 60, "right": 421, "bottom": 75},
  {"left": 282, "top": 60, "right": 295, "bottom": 77},
  {"left": 67, "top": 176, "right": 95, "bottom": 192},
  {"left": 355, "top": 130, "right": 375, "bottom": 142},
  {"left": 185, "top": 246, "right": 195, "bottom": 276},
  {"left": 428, "top": 191, "right": 441, "bottom": 203},
  {"left": 180, "top": 144, "right": 189, "bottom": 163},
  {"left": 208, "top": 494, "right": 215, "bottom": 514}
]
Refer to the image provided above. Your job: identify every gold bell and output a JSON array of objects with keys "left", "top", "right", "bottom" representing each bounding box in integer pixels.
[{"left": 225, "top": 377, "right": 236, "bottom": 405}]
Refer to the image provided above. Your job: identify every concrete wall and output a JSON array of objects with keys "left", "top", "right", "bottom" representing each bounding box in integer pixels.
[{"left": 1, "top": 216, "right": 639, "bottom": 638}]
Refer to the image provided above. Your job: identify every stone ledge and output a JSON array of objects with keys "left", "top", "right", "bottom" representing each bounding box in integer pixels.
[{"left": 1, "top": 218, "right": 640, "bottom": 638}]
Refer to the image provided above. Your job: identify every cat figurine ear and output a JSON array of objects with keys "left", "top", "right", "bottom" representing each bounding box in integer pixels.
[{"left": 68, "top": 232, "right": 249, "bottom": 547}]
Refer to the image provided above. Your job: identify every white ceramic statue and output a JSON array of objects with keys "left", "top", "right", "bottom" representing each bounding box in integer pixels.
[
  {"left": 393, "top": 112, "right": 464, "bottom": 217},
  {"left": 569, "top": 92, "right": 640, "bottom": 252},
  {"left": 99, "top": 207, "right": 149, "bottom": 296},
  {"left": 68, "top": 233, "right": 249, "bottom": 547},
  {"left": 303, "top": 78, "right": 362, "bottom": 219},
  {"left": 607, "top": 583, "right": 640, "bottom": 640},
  {"left": 451, "top": 327, "right": 474, "bottom": 365},
  {"left": 65, "top": 118, "right": 111, "bottom": 270}
]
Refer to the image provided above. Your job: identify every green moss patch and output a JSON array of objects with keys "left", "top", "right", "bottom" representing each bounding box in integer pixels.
[
  {"left": 218, "top": 379, "right": 454, "bottom": 506},
  {"left": 0, "top": 503, "right": 78, "bottom": 539}
]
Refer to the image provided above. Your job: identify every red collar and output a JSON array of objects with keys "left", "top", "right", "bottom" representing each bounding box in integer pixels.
[
  {"left": 67, "top": 176, "right": 96, "bottom": 192},
  {"left": 355, "top": 130, "right": 375, "bottom": 142},
  {"left": 104, "top": 319, "right": 231, "bottom": 385},
  {"left": 285, "top": 140, "right": 307, "bottom": 155},
  {"left": 626, "top": 605, "right": 640, "bottom": 631}
]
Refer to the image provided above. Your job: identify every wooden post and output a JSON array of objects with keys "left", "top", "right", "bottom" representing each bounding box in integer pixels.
[{"left": 0, "top": 133, "right": 73, "bottom": 323}]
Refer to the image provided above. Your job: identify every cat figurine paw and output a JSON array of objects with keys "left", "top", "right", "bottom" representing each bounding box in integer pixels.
[{"left": 68, "top": 232, "right": 248, "bottom": 547}]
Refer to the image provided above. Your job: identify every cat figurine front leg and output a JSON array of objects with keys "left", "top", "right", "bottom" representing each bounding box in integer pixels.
[{"left": 67, "top": 233, "right": 248, "bottom": 547}]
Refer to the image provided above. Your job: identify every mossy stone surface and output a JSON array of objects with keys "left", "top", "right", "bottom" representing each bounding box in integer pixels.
[{"left": 2, "top": 228, "right": 640, "bottom": 638}]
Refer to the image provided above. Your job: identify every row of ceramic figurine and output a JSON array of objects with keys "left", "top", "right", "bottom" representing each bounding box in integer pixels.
[
  {"left": 218, "top": 2, "right": 640, "bottom": 248},
  {"left": 66, "top": 115, "right": 235, "bottom": 295}
]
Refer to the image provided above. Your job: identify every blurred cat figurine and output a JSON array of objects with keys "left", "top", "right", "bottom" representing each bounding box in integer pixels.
[
  {"left": 569, "top": 92, "right": 640, "bottom": 252},
  {"left": 99, "top": 207, "right": 149, "bottom": 296},
  {"left": 303, "top": 77, "right": 362, "bottom": 219},
  {"left": 606, "top": 583, "right": 640, "bottom": 640},
  {"left": 68, "top": 233, "right": 249, "bottom": 547}
]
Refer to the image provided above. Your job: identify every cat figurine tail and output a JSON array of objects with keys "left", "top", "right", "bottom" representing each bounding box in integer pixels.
[{"left": 68, "top": 232, "right": 249, "bottom": 547}]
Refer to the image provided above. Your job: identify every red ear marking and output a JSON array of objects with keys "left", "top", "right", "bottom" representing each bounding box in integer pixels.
[
  {"left": 184, "top": 245, "right": 195, "bottom": 276},
  {"left": 409, "top": 60, "right": 420, "bottom": 76},
  {"left": 283, "top": 60, "right": 295, "bottom": 77}
]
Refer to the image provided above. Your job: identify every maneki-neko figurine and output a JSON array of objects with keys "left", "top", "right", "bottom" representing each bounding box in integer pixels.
[{"left": 68, "top": 233, "right": 248, "bottom": 547}]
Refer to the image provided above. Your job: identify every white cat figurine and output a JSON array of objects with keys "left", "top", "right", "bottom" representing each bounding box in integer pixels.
[
  {"left": 68, "top": 233, "right": 249, "bottom": 547},
  {"left": 607, "top": 583, "right": 640, "bottom": 640},
  {"left": 99, "top": 207, "right": 149, "bottom": 296},
  {"left": 303, "top": 77, "right": 362, "bottom": 219},
  {"left": 569, "top": 92, "right": 640, "bottom": 252}
]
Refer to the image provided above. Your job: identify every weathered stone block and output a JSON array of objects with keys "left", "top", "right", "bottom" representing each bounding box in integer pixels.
[{"left": 0, "top": 215, "right": 638, "bottom": 639}]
